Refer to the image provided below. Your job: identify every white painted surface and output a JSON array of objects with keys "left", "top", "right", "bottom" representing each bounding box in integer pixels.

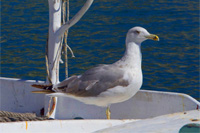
[
  {"left": 45, "top": 89, "right": 200, "bottom": 119},
  {"left": 0, "top": 119, "right": 138, "bottom": 133},
  {"left": 0, "top": 110, "right": 199, "bottom": 133},
  {"left": 0, "top": 77, "right": 45, "bottom": 116},
  {"left": 95, "top": 110, "right": 200, "bottom": 133},
  {"left": 1, "top": 77, "right": 199, "bottom": 119},
  {"left": 47, "top": 0, "right": 62, "bottom": 83},
  {"left": 1, "top": 77, "right": 200, "bottom": 132}
]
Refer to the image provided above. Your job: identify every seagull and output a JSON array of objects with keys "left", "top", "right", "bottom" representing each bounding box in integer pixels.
[{"left": 32, "top": 26, "right": 159, "bottom": 119}]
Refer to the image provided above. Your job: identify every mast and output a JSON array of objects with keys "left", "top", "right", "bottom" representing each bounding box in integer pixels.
[
  {"left": 46, "top": 0, "right": 94, "bottom": 118},
  {"left": 47, "top": 0, "right": 94, "bottom": 84}
]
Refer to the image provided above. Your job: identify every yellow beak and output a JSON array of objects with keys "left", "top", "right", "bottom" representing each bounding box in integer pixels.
[{"left": 145, "top": 34, "right": 159, "bottom": 41}]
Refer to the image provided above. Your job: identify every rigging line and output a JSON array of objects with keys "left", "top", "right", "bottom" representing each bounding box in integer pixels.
[
  {"left": 63, "top": 0, "right": 70, "bottom": 78},
  {"left": 45, "top": 31, "right": 52, "bottom": 84}
]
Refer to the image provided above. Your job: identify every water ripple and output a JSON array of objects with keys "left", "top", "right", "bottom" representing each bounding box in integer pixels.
[{"left": 1, "top": 0, "right": 199, "bottom": 100}]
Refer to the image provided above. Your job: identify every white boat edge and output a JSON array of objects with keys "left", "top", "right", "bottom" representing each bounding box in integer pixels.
[{"left": 0, "top": 110, "right": 199, "bottom": 133}]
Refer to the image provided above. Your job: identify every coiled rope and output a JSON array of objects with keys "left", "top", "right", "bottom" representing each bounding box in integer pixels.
[{"left": 0, "top": 111, "right": 53, "bottom": 122}]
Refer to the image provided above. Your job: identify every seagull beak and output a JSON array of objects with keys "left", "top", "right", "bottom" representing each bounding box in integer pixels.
[{"left": 145, "top": 34, "right": 159, "bottom": 41}]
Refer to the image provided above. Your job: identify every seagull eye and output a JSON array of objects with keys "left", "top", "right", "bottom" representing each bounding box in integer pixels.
[{"left": 135, "top": 30, "right": 140, "bottom": 34}]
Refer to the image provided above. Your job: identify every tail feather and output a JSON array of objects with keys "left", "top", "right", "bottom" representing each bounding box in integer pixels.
[
  {"left": 31, "top": 84, "right": 54, "bottom": 94},
  {"left": 32, "top": 90, "right": 54, "bottom": 94},
  {"left": 31, "top": 84, "right": 52, "bottom": 90}
]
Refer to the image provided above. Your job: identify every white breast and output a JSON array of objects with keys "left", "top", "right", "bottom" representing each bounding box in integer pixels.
[{"left": 79, "top": 68, "right": 143, "bottom": 107}]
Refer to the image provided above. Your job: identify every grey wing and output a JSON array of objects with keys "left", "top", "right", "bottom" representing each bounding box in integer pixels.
[{"left": 56, "top": 65, "right": 129, "bottom": 97}]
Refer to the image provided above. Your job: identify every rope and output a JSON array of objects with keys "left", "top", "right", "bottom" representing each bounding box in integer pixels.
[
  {"left": 45, "top": 31, "right": 52, "bottom": 84},
  {"left": 0, "top": 111, "right": 36, "bottom": 118},
  {"left": 63, "top": 0, "right": 70, "bottom": 78},
  {"left": 62, "top": 0, "right": 75, "bottom": 78},
  {"left": 0, "top": 111, "right": 53, "bottom": 122}
]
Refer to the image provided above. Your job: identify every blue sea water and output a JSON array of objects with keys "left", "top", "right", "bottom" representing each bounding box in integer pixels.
[{"left": 1, "top": 0, "right": 199, "bottom": 101}]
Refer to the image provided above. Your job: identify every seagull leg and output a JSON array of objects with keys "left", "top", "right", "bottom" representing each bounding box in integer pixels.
[{"left": 106, "top": 106, "right": 111, "bottom": 119}]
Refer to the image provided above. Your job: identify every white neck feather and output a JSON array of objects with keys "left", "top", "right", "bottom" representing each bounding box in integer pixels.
[{"left": 114, "top": 42, "right": 142, "bottom": 68}]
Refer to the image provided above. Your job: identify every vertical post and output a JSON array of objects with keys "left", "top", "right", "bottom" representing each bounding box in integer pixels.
[
  {"left": 45, "top": 0, "right": 94, "bottom": 118},
  {"left": 48, "top": 0, "right": 62, "bottom": 84},
  {"left": 46, "top": 0, "right": 62, "bottom": 118}
]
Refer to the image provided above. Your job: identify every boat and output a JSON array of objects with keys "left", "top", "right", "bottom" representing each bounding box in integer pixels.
[{"left": 0, "top": 77, "right": 199, "bottom": 132}]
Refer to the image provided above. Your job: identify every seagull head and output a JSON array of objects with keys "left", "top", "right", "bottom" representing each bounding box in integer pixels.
[{"left": 126, "top": 26, "right": 159, "bottom": 45}]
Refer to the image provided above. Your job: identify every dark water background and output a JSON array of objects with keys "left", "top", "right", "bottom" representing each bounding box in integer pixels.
[{"left": 1, "top": 0, "right": 199, "bottom": 101}]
